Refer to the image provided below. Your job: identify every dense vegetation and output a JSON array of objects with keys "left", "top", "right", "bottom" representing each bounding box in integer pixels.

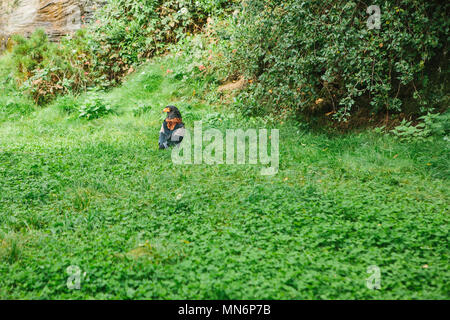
[
  {"left": 0, "top": 0, "right": 448, "bottom": 299},
  {"left": 6, "top": 0, "right": 449, "bottom": 122},
  {"left": 8, "top": 0, "right": 234, "bottom": 104},
  {"left": 230, "top": 0, "right": 449, "bottom": 121}
]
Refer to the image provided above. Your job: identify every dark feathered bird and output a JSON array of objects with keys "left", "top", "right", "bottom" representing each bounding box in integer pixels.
[
  {"left": 159, "top": 106, "right": 185, "bottom": 149},
  {"left": 163, "top": 105, "right": 182, "bottom": 120}
]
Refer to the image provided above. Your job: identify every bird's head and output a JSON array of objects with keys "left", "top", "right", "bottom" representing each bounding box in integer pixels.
[{"left": 163, "top": 105, "right": 182, "bottom": 119}]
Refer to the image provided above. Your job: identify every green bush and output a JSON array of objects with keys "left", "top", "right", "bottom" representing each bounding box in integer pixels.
[
  {"left": 230, "top": 0, "right": 449, "bottom": 121},
  {"left": 10, "top": 29, "right": 50, "bottom": 80},
  {"left": 390, "top": 111, "right": 450, "bottom": 142},
  {"left": 11, "top": 29, "right": 93, "bottom": 104},
  {"left": 164, "top": 17, "right": 238, "bottom": 101},
  {"left": 86, "top": 0, "right": 235, "bottom": 87},
  {"left": 78, "top": 96, "right": 112, "bottom": 119},
  {"left": 0, "top": 52, "right": 35, "bottom": 121},
  {"left": 4, "top": 1, "right": 235, "bottom": 104}
]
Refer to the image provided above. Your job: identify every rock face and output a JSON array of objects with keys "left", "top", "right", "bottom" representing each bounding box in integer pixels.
[{"left": 0, "top": 0, "right": 104, "bottom": 48}]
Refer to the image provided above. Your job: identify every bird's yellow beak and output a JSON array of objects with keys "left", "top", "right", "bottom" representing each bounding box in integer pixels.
[{"left": 163, "top": 107, "right": 170, "bottom": 113}]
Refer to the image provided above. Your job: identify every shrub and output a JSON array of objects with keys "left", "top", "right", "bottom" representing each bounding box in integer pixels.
[
  {"left": 0, "top": 99, "right": 34, "bottom": 122},
  {"left": 11, "top": 29, "right": 93, "bottom": 104},
  {"left": 164, "top": 17, "right": 238, "bottom": 101},
  {"left": 390, "top": 111, "right": 450, "bottom": 142},
  {"left": 78, "top": 96, "right": 112, "bottom": 119},
  {"left": 229, "top": 0, "right": 449, "bottom": 121},
  {"left": 86, "top": 0, "right": 235, "bottom": 87}
]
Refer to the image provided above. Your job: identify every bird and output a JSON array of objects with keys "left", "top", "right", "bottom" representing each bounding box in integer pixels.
[{"left": 159, "top": 105, "right": 185, "bottom": 149}]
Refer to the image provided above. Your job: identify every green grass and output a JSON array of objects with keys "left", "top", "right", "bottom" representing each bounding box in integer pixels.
[{"left": 0, "top": 54, "right": 448, "bottom": 299}]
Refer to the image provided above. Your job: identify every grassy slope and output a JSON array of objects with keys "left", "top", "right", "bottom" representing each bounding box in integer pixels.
[{"left": 0, "top": 55, "right": 448, "bottom": 299}]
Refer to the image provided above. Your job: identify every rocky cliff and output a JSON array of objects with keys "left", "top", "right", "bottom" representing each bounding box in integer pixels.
[{"left": 0, "top": 0, "right": 104, "bottom": 49}]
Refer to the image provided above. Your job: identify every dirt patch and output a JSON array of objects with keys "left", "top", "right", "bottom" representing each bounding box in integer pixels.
[
  {"left": 217, "top": 76, "right": 246, "bottom": 92},
  {"left": 302, "top": 106, "right": 409, "bottom": 133}
]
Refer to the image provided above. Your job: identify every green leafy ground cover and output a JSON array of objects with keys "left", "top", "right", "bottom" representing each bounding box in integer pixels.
[{"left": 0, "top": 55, "right": 448, "bottom": 299}]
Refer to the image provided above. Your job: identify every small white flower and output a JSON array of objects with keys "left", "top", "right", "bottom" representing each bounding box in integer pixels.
[{"left": 179, "top": 7, "right": 188, "bottom": 15}]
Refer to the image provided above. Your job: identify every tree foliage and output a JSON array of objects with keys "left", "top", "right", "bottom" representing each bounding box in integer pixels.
[{"left": 230, "top": 0, "right": 449, "bottom": 120}]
